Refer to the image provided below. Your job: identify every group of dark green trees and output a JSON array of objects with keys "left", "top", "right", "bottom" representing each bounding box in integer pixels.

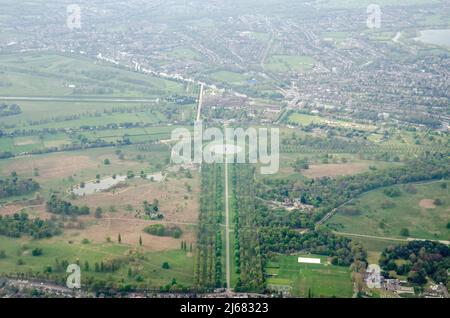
[
  {"left": 144, "top": 224, "right": 182, "bottom": 238},
  {"left": 380, "top": 241, "right": 449, "bottom": 285},
  {"left": 0, "top": 172, "right": 40, "bottom": 198},
  {"left": 0, "top": 103, "right": 21, "bottom": 117},
  {"left": 46, "top": 195, "right": 90, "bottom": 216},
  {"left": 0, "top": 212, "right": 62, "bottom": 239}
]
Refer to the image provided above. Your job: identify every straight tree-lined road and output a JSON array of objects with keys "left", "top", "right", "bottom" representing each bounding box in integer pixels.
[
  {"left": 196, "top": 83, "right": 204, "bottom": 122},
  {"left": 224, "top": 133, "right": 232, "bottom": 292}
]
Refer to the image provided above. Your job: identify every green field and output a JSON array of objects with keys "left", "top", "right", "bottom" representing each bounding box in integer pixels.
[
  {"left": 265, "top": 55, "right": 316, "bottom": 73},
  {"left": 0, "top": 53, "right": 186, "bottom": 98},
  {"left": 266, "top": 254, "right": 353, "bottom": 298},
  {"left": 287, "top": 113, "right": 328, "bottom": 125},
  {"left": 209, "top": 71, "right": 250, "bottom": 85},
  {"left": 329, "top": 181, "right": 450, "bottom": 241}
]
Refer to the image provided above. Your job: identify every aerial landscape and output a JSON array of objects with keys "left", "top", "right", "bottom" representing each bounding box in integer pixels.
[{"left": 0, "top": 0, "right": 449, "bottom": 301}]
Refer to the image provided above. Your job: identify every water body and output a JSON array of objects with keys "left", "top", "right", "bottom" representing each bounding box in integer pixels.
[
  {"left": 415, "top": 29, "right": 450, "bottom": 48},
  {"left": 72, "top": 175, "right": 127, "bottom": 196}
]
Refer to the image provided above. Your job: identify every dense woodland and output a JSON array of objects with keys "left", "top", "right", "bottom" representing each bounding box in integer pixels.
[
  {"left": 0, "top": 173, "right": 40, "bottom": 198},
  {"left": 0, "top": 212, "right": 62, "bottom": 239},
  {"left": 380, "top": 241, "right": 449, "bottom": 286}
]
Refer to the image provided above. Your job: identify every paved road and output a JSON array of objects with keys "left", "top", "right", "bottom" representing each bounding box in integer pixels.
[
  {"left": 196, "top": 84, "right": 204, "bottom": 122},
  {"left": 333, "top": 231, "right": 450, "bottom": 245}
]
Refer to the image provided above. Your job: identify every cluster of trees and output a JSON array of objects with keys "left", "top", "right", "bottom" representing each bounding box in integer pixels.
[
  {"left": 0, "top": 172, "right": 40, "bottom": 198},
  {"left": 46, "top": 195, "right": 90, "bottom": 216},
  {"left": 380, "top": 241, "right": 449, "bottom": 285},
  {"left": 260, "top": 228, "right": 366, "bottom": 266},
  {"left": 143, "top": 199, "right": 163, "bottom": 219},
  {"left": 0, "top": 103, "right": 21, "bottom": 117},
  {"left": 231, "top": 164, "right": 265, "bottom": 293},
  {"left": 0, "top": 212, "right": 62, "bottom": 239},
  {"left": 403, "top": 114, "right": 441, "bottom": 128},
  {"left": 291, "top": 158, "right": 309, "bottom": 172},
  {"left": 165, "top": 94, "right": 197, "bottom": 105},
  {"left": 281, "top": 134, "right": 372, "bottom": 154},
  {"left": 195, "top": 163, "right": 223, "bottom": 290},
  {"left": 144, "top": 224, "right": 182, "bottom": 238}
]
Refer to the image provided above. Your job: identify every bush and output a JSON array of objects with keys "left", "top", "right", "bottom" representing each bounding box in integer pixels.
[
  {"left": 400, "top": 228, "right": 410, "bottom": 237},
  {"left": 32, "top": 248, "right": 43, "bottom": 256},
  {"left": 162, "top": 262, "right": 170, "bottom": 269},
  {"left": 383, "top": 188, "right": 402, "bottom": 198}
]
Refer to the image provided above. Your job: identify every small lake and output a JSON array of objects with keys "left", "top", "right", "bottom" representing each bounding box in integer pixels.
[
  {"left": 415, "top": 29, "right": 450, "bottom": 48},
  {"left": 72, "top": 175, "right": 127, "bottom": 196}
]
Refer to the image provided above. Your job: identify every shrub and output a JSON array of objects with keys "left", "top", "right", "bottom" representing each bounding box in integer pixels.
[
  {"left": 162, "top": 262, "right": 170, "bottom": 269},
  {"left": 400, "top": 228, "right": 410, "bottom": 237},
  {"left": 31, "top": 248, "right": 43, "bottom": 256}
]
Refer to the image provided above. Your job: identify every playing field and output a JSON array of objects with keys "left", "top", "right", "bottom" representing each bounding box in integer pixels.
[
  {"left": 266, "top": 254, "right": 353, "bottom": 298},
  {"left": 265, "top": 55, "right": 316, "bottom": 73}
]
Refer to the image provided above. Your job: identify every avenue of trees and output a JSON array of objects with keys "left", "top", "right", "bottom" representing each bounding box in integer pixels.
[
  {"left": 195, "top": 163, "right": 223, "bottom": 290},
  {"left": 231, "top": 164, "right": 265, "bottom": 293}
]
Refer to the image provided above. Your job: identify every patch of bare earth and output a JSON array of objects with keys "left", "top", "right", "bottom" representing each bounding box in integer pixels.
[
  {"left": 4, "top": 154, "right": 96, "bottom": 180},
  {"left": 419, "top": 199, "right": 436, "bottom": 209},
  {"left": 72, "top": 178, "right": 199, "bottom": 224},
  {"left": 0, "top": 204, "right": 47, "bottom": 218},
  {"left": 67, "top": 176, "right": 200, "bottom": 251},
  {"left": 65, "top": 217, "right": 195, "bottom": 251},
  {"left": 303, "top": 163, "right": 369, "bottom": 178},
  {"left": 14, "top": 139, "right": 37, "bottom": 146},
  {"left": 0, "top": 204, "right": 24, "bottom": 216}
]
